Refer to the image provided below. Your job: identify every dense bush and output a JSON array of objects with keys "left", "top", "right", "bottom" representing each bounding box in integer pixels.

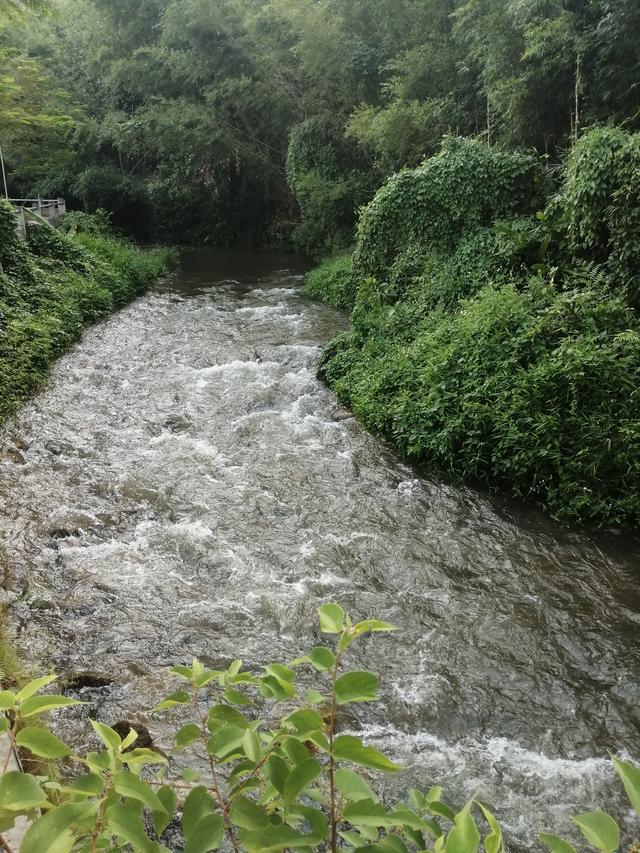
[
  {"left": 0, "top": 604, "right": 637, "bottom": 852},
  {"left": 548, "top": 127, "right": 640, "bottom": 304},
  {"left": 303, "top": 254, "right": 360, "bottom": 311},
  {"left": 286, "top": 117, "right": 377, "bottom": 259},
  {"left": 0, "top": 202, "right": 172, "bottom": 423},
  {"left": 309, "top": 130, "right": 640, "bottom": 528},
  {"left": 353, "top": 137, "right": 546, "bottom": 279}
]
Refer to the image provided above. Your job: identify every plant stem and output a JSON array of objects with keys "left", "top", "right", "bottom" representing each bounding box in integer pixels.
[
  {"left": 328, "top": 642, "right": 344, "bottom": 853},
  {"left": 194, "top": 689, "right": 240, "bottom": 853}
]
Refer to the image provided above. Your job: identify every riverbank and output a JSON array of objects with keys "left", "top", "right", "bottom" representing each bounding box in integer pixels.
[
  {"left": 305, "top": 131, "right": 640, "bottom": 529},
  {"left": 0, "top": 202, "right": 174, "bottom": 425}
]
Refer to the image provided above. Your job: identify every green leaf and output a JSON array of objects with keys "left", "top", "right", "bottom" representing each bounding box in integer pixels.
[
  {"left": 305, "top": 689, "right": 324, "bottom": 705},
  {"left": 239, "top": 822, "right": 309, "bottom": 851},
  {"left": 16, "top": 727, "right": 71, "bottom": 758},
  {"left": 572, "top": 810, "right": 619, "bottom": 852},
  {"left": 155, "top": 689, "right": 191, "bottom": 710},
  {"left": 169, "top": 665, "right": 193, "bottom": 680},
  {"left": 122, "top": 747, "right": 167, "bottom": 766},
  {"left": 479, "top": 804, "right": 502, "bottom": 853},
  {"left": 539, "top": 834, "right": 578, "bottom": 853},
  {"left": 183, "top": 787, "right": 215, "bottom": 839},
  {"left": 175, "top": 723, "right": 202, "bottom": 750},
  {"left": 260, "top": 674, "right": 295, "bottom": 702},
  {"left": 85, "top": 750, "right": 111, "bottom": 774},
  {"left": 334, "top": 769, "right": 378, "bottom": 802},
  {"left": 121, "top": 728, "right": 139, "bottom": 750},
  {"left": 230, "top": 795, "right": 270, "bottom": 830},
  {"left": 289, "top": 803, "right": 329, "bottom": 843},
  {"left": 612, "top": 756, "right": 640, "bottom": 816},
  {"left": 445, "top": 801, "right": 480, "bottom": 853},
  {"left": 242, "top": 729, "right": 261, "bottom": 762},
  {"left": 185, "top": 814, "right": 225, "bottom": 853},
  {"left": 353, "top": 620, "right": 397, "bottom": 635},
  {"left": 208, "top": 705, "right": 250, "bottom": 731},
  {"left": 113, "top": 769, "right": 166, "bottom": 813},
  {"left": 21, "top": 802, "right": 96, "bottom": 853},
  {"left": 66, "top": 773, "right": 104, "bottom": 798},
  {"left": 264, "top": 754, "right": 289, "bottom": 794},
  {"left": 0, "top": 772, "right": 47, "bottom": 810},
  {"left": 430, "top": 801, "right": 456, "bottom": 822},
  {"left": 195, "top": 670, "right": 224, "bottom": 689},
  {"left": 0, "top": 692, "right": 15, "bottom": 711},
  {"left": 310, "top": 646, "right": 335, "bottom": 671},
  {"left": 107, "top": 803, "right": 156, "bottom": 853},
  {"left": 284, "top": 757, "right": 322, "bottom": 803},
  {"left": 19, "top": 695, "right": 83, "bottom": 718},
  {"left": 333, "top": 735, "right": 400, "bottom": 772},
  {"left": 153, "top": 785, "right": 177, "bottom": 837},
  {"left": 286, "top": 709, "right": 325, "bottom": 737},
  {"left": 343, "top": 799, "right": 398, "bottom": 828},
  {"left": 90, "top": 720, "right": 121, "bottom": 752},
  {"left": 264, "top": 664, "right": 295, "bottom": 684},
  {"left": 319, "top": 603, "right": 344, "bottom": 633},
  {"left": 16, "top": 675, "right": 58, "bottom": 703},
  {"left": 227, "top": 659, "right": 243, "bottom": 676},
  {"left": 282, "top": 736, "right": 311, "bottom": 765},
  {"left": 207, "top": 725, "right": 245, "bottom": 759},
  {"left": 341, "top": 830, "right": 368, "bottom": 847},
  {"left": 224, "top": 688, "right": 252, "bottom": 706},
  {"left": 335, "top": 671, "right": 378, "bottom": 704}
]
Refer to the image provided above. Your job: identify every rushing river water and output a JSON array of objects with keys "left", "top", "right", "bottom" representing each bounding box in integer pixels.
[{"left": 0, "top": 249, "right": 639, "bottom": 848}]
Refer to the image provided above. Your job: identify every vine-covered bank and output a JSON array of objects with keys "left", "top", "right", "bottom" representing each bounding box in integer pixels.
[
  {"left": 0, "top": 203, "right": 173, "bottom": 424},
  {"left": 307, "top": 130, "right": 640, "bottom": 528}
]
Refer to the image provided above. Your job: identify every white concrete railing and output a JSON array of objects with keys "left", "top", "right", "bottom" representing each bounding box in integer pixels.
[{"left": 8, "top": 197, "right": 67, "bottom": 239}]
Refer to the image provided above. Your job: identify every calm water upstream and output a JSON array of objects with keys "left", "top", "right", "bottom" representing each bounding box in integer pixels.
[{"left": 0, "top": 249, "right": 639, "bottom": 848}]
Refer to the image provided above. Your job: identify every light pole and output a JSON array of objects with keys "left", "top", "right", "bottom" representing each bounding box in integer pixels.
[{"left": 0, "top": 144, "right": 8, "bottom": 199}]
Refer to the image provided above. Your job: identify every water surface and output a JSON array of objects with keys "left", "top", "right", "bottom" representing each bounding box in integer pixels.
[{"left": 1, "top": 248, "right": 639, "bottom": 848}]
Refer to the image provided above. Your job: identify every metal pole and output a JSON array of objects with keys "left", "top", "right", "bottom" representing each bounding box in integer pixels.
[{"left": 0, "top": 145, "right": 8, "bottom": 200}]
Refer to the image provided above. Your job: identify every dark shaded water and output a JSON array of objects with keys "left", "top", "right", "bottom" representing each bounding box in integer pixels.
[{"left": 0, "top": 249, "right": 638, "bottom": 848}]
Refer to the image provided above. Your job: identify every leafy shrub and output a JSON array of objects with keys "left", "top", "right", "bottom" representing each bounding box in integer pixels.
[
  {"left": 60, "top": 209, "right": 115, "bottom": 237},
  {"left": 321, "top": 277, "right": 640, "bottom": 526},
  {"left": 553, "top": 126, "right": 640, "bottom": 302},
  {"left": 0, "top": 202, "right": 172, "bottom": 423},
  {"left": 306, "top": 129, "right": 640, "bottom": 527},
  {"left": 0, "top": 604, "right": 637, "bottom": 852},
  {"left": 286, "top": 116, "right": 377, "bottom": 258},
  {"left": 353, "top": 136, "right": 546, "bottom": 279},
  {"left": 303, "top": 254, "right": 360, "bottom": 311}
]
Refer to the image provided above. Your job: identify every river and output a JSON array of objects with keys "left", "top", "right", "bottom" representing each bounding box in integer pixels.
[{"left": 0, "top": 249, "right": 638, "bottom": 849}]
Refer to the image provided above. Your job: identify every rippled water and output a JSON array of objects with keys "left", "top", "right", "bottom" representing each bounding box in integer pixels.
[{"left": 1, "top": 249, "right": 639, "bottom": 848}]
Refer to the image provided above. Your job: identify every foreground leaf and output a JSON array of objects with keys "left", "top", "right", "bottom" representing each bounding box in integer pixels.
[
  {"left": 0, "top": 772, "right": 47, "bottom": 810},
  {"left": 16, "top": 727, "right": 71, "bottom": 758},
  {"left": 185, "top": 813, "right": 225, "bottom": 853},
  {"left": 333, "top": 735, "right": 401, "bottom": 772},
  {"left": 334, "top": 671, "right": 378, "bottom": 704},
  {"left": 319, "top": 603, "right": 344, "bottom": 633},
  {"left": 572, "top": 810, "right": 619, "bottom": 853},
  {"left": 22, "top": 802, "right": 96, "bottom": 853},
  {"left": 19, "top": 695, "right": 83, "bottom": 718},
  {"left": 539, "top": 834, "right": 578, "bottom": 853},
  {"left": 612, "top": 756, "right": 640, "bottom": 816}
]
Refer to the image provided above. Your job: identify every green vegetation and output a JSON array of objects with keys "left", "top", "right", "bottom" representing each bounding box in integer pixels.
[
  {"left": 0, "top": 202, "right": 172, "bottom": 423},
  {"left": 312, "top": 130, "right": 640, "bottom": 527},
  {"left": 0, "top": 605, "right": 637, "bottom": 852},
  {"left": 0, "top": 0, "right": 637, "bottom": 249},
  {"left": 0, "top": 3, "right": 638, "bottom": 520}
]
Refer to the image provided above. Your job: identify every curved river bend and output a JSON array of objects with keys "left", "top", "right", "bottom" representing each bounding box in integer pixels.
[{"left": 1, "top": 250, "right": 639, "bottom": 848}]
